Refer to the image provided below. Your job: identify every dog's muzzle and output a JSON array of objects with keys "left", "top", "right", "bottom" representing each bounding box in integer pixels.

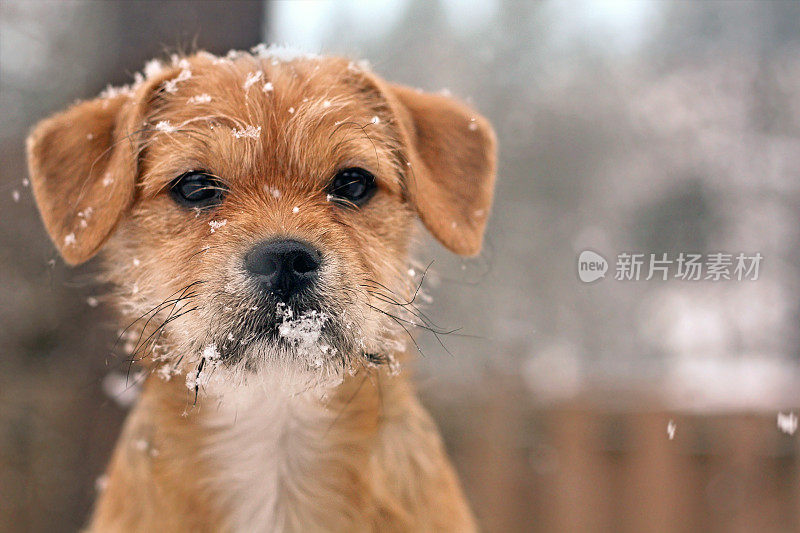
[{"left": 244, "top": 239, "right": 322, "bottom": 300}]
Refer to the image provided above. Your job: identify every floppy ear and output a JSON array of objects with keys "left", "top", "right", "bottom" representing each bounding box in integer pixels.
[
  {"left": 26, "top": 74, "right": 170, "bottom": 265},
  {"left": 386, "top": 85, "right": 497, "bottom": 256}
]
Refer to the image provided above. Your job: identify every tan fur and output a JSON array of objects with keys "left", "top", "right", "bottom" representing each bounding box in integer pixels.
[{"left": 26, "top": 48, "right": 496, "bottom": 532}]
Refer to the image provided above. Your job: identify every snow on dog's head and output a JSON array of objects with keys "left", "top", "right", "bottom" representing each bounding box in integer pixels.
[{"left": 26, "top": 46, "right": 497, "bottom": 394}]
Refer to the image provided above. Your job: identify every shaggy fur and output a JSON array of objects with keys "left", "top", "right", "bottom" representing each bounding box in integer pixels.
[{"left": 26, "top": 46, "right": 496, "bottom": 532}]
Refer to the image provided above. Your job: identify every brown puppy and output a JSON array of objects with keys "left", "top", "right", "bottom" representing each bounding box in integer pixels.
[{"left": 26, "top": 46, "right": 496, "bottom": 532}]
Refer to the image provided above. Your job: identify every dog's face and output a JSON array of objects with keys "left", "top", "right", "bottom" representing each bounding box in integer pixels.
[{"left": 26, "top": 48, "right": 496, "bottom": 390}]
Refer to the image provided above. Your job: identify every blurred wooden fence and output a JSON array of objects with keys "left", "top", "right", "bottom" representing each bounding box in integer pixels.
[{"left": 430, "top": 383, "right": 800, "bottom": 533}]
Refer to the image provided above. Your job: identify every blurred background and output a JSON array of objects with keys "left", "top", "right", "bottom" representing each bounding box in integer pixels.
[{"left": 3, "top": 1, "right": 800, "bottom": 531}]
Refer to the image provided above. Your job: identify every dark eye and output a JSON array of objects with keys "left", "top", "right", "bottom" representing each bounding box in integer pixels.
[
  {"left": 169, "top": 172, "right": 226, "bottom": 208},
  {"left": 328, "top": 168, "right": 376, "bottom": 206}
]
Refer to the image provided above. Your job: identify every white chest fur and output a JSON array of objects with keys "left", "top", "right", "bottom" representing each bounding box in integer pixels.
[{"left": 201, "top": 382, "right": 335, "bottom": 533}]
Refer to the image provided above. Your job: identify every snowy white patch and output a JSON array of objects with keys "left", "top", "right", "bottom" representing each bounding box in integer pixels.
[
  {"left": 262, "top": 82, "right": 274, "bottom": 93},
  {"left": 12, "top": 190, "right": 20, "bottom": 202},
  {"left": 288, "top": 107, "right": 295, "bottom": 114},
  {"left": 778, "top": 412, "right": 798, "bottom": 435},
  {"left": 292, "top": 206, "right": 299, "bottom": 213},
  {"left": 370, "top": 116, "right": 380, "bottom": 125},
  {"left": 385, "top": 353, "right": 401, "bottom": 376},
  {"left": 187, "top": 344, "right": 224, "bottom": 391},
  {"left": 163, "top": 68, "right": 192, "bottom": 93},
  {"left": 22, "top": 178, "right": 29, "bottom": 187},
  {"left": 667, "top": 420, "right": 676, "bottom": 440},
  {"left": 347, "top": 59, "right": 371, "bottom": 73},
  {"left": 99, "top": 84, "right": 134, "bottom": 99},
  {"left": 243, "top": 71, "right": 264, "bottom": 91},
  {"left": 185, "top": 370, "right": 199, "bottom": 390},
  {"left": 102, "top": 173, "right": 114, "bottom": 187},
  {"left": 64, "top": 233, "right": 76, "bottom": 246},
  {"left": 468, "top": 117, "right": 478, "bottom": 131},
  {"left": 143, "top": 59, "right": 163, "bottom": 79},
  {"left": 86, "top": 133, "right": 94, "bottom": 140},
  {"left": 155, "top": 120, "right": 177, "bottom": 133},
  {"left": 132, "top": 257, "right": 141, "bottom": 267},
  {"left": 203, "top": 344, "right": 222, "bottom": 361},
  {"left": 209, "top": 219, "right": 228, "bottom": 233},
  {"left": 86, "top": 296, "right": 99, "bottom": 308},
  {"left": 276, "top": 303, "right": 333, "bottom": 366},
  {"left": 232, "top": 125, "right": 261, "bottom": 139},
  {"left": 187, "top": 93, "right": 212, "bottom": 104},
  {"left": 157, "top": 364, "right": 178, "bottom": 381},
  {"left": 322, "top": 100, "right": 331, "bottom": 108},
  {"left": 269, "top": 187, "right": 281, "bottom": 198},
  {"left": 250, "top": 43, "right": 318, "bottom": 63}
]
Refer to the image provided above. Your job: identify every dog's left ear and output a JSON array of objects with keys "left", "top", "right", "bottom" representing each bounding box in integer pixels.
[
  {"left": 26, "top": 71, "right": 174, "bottom": 265},
  {"left": 385, "top": 84, "right": 497, "bottom": 256}
]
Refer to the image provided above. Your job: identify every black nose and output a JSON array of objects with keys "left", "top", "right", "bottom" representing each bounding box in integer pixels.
[{"left": 244, "top": 239, "right": 322, "bottom": 298}]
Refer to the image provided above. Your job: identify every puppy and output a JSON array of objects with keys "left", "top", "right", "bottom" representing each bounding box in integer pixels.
[{"left": 26, "top": 46, "right": 496, "bottom": 532}]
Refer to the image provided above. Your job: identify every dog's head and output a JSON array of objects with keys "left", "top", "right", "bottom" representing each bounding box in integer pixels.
[{"left": 26, "top": 48, "right": 496, "bottom": 390}]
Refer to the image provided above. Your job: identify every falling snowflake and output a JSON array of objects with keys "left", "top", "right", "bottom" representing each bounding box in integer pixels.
[
  {"left": 102, "top": 370, "right": 143, "bottom": 408},
  {"left": 95, "top": 475, "right": 109, "bottom": 492},
  {"left": 778, "top": 412, "right": 798, "bottom": 435},
  {"left": 667, "top": 420, "right": 677, "bottom": 440}
]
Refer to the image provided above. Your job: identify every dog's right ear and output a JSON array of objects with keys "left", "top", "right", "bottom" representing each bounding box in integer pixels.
[{"left": 26, "top": 72, "right": 173, "bottom": 265}]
